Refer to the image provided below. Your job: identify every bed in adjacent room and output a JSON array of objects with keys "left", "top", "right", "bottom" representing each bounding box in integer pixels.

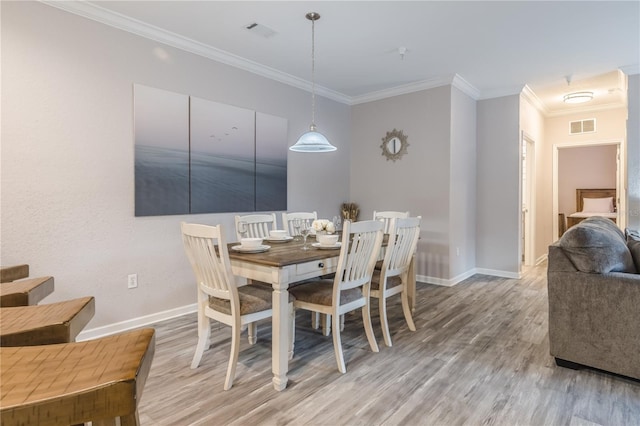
[{"left": 566, "top": 188, "right": 617, "bottom": 229}]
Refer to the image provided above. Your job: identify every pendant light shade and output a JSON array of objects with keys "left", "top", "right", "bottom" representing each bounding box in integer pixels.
[
  {"left": 291, "top": 125, "right": 337, "bottom": 152},
  {"left": 290, "top": 12, "right": 337, "bottom": 153}
]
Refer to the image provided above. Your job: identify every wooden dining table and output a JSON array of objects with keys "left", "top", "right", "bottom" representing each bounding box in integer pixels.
[{"left": 227, "top": 234, "right": 416, "bottom": 391}]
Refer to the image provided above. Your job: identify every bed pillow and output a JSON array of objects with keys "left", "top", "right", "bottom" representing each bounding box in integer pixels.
[
  {"left": 582, "top": 197, "right": 614, "bottom": 213},
  {"left": 559, "top": 217, "right": 635, "bottom": 273},
  {"left": 627, "top": 229, "right": 640, "bottom": 273}
]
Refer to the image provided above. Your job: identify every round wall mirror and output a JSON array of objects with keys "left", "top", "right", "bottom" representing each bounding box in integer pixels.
[{"left": 380, "top": 129, "right": 409, "bottom": 162}]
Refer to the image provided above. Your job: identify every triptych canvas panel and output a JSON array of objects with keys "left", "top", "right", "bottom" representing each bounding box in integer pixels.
[{"left": 134, "top": 85, "right": 288, "bottom": 216}]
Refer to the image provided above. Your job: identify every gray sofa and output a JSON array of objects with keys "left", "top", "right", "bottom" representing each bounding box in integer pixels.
[{"left": 547, "top": 216, "right": 640, "bottom": 380}]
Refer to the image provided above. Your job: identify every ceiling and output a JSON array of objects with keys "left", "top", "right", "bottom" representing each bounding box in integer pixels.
[{"left": 49, "top": 1, "right": 639, "bottom": 114}]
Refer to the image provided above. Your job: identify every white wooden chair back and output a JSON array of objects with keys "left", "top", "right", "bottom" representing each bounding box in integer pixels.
[
  {"left": 373, "top": 210, "right": 410, "bottom": 234},
  {"left": 282, "top": 211, "right": 317, "bottom": 236},
  {"left": 181, "top": 222, "right": 238, "bottom": 304},
  {"left": 234, "top": 213, "right": 277, "bottom": 240},
  {"left": 335, "top": 220, "right": 384, "bottom": 293},
  {"left": 382, "top": 216, "right": 421, "bottom": 278}
]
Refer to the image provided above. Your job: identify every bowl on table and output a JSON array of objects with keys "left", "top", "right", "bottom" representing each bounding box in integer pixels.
[
  {"left": 269, "top": 230, "right": 288, "bottom": 240},
  {"left": 317, "top": 234, "right": 339, "bottom": 246},
  {"left": 240, "top": 237, "right": 263, "bottom": 249}
]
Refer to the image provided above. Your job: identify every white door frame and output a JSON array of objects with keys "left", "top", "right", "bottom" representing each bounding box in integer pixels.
[
  {"left": 520, "top": 131, "right": 536, "bottom": 267},
  {"left": 552, "top": 139, "right": 626, "bottom": 240}
]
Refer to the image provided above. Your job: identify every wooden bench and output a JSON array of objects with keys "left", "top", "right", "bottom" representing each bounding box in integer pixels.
[
  {"left": 0, "top": 276, "right": 54, "bottom": 307},
  {"left": 0, "top": 264, "right": 29, "bottom": 282},
  {"left": 0, "top": 328, "right": 156, "bottom": 426},
  {"left": 0, "top": 297, "right": 95, "bottom": 346}
]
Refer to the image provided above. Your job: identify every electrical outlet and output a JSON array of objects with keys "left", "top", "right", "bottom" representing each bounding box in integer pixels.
[
  {"left": 127, "top": 273, "right": 138, "bottom": 289},
  {"left": 456, "top": 247, "right": 460, "bottom": 256}
]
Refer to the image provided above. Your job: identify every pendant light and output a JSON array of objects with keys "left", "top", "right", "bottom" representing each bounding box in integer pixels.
[{"left": 289, "top": 12, "right": 337, "bottom": 153}]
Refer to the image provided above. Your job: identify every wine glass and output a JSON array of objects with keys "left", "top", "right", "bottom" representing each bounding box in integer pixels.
[
  {"left": 237, "top": 221, "right": 248, "bottom": 238},
  {"left": 292, "top": 218, "right": 301, "bottom": 241},
  {"left": 299, "top": 220, "right": 311, "bottom": 250},
  {"left": 332, "top": 215, "right": 342, "bottom": 232}
]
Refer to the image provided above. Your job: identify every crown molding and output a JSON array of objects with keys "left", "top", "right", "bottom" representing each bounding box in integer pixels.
[
  {"left": 349, "top": 76, "right": 453, "bottom": 105},
  {"left": 521, "top": 85, "right": 549, "bottom": 116},
  {"left": 42, "top": 1, "right": 594, "bottom": 108},
  {"left": 349, "top": 74, "right": 481, "bottom": 105},
  {"left": 40, "top": 0, "right": 352, "bottom": 105},
  {"left": 451, "top": 74, "right": 481, "bottom": 100}
]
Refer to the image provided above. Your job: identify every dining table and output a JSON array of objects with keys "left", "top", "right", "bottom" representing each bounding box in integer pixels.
[{"left": 227, "top": 234, "right": 416, "bottom": 391}]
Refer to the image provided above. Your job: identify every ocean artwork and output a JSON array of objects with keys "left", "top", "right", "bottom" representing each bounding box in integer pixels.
[
  {"left": 135, "top": 145, "right": 189, "bottom": 216},
  {"left": 134, "top": 85, "right": 288, "bottom": 216}
]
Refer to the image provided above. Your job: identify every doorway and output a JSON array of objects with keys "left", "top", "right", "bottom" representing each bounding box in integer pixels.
[
  {"left": 520, "top": 132, "right": 536, "bottom": 267},
  {"left": 552, "top": 140, "right": 625, "bottom": 239}
]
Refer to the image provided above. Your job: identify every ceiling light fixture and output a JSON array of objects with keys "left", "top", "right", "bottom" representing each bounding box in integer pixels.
[
  {"left": 289, "top": 12, "right": 336, "bottom": 153},
  {"left": 563, "top": 91, "right": 594, "bottom": 104}
]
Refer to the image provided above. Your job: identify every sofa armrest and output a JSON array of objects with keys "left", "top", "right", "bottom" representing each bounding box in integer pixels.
[
  {"left": 547, "top": 244, "right": 578, "bottom": 272},
  {"left": 547, "top": 268, "right": 640, "bottom": 380}
]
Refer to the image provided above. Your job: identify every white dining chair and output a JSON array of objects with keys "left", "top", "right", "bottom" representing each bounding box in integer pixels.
[
  {"left": 372, "top": 210, "right": 410, "bottom": 234},
  {"left": 370, "top": 216, "right": 421, "bottom": 347},
  {"left": 181, "top": 222, "right": 294, "bottom": 390},
  {"left": 289, "top": 219, "right": 383, "bottom": 373},
  {"left": 235, "top": 213, "right": 278, "bottom": 241},
  {"left": 282, "top": 211, "right": 317, "bottom": 237},
  {"left": 282, "top": 211, "right": 327, "bottom": 329}
]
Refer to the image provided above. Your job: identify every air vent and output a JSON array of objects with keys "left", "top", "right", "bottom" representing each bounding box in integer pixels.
[
  {"left": 569, "top": 118, "right": 596, "bottom": 135},
  {"left": 244, "top": 22, "right": 277, "bottom": 39}
]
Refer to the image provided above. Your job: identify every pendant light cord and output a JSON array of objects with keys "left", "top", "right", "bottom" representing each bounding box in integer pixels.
[{"left": 310, "top": 16, "right": 316, "bottom": 129}]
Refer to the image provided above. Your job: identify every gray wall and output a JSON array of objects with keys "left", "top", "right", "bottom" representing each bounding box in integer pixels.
[
  {"left": 1, "top": 1, "right": 350, "bottom": 328},
  {"left": 350, "top": 86, "right": 452, "bottom": 280},
  {"left": 476, "top": 95, "right": 521, "bottom": 274},
  {"left": 628, "top": 74, "right": 640, "bottom": 229},
  {"left": 449, "top": 86, "right": 477, "bottom": 278}
]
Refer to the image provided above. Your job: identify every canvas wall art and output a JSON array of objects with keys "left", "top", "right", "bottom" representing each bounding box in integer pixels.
[
  {"left": 134, "top": 85, "right": 288, "bottom": 216},
  {"left": 134, "top": 85, "right": 190, "bottom": 216}
]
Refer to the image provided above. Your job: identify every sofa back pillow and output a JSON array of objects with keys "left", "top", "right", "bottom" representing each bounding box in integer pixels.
[
  {"left": 627, "top": 228, "right": 640, "bottom": 273},
  {"left": 559, "top": 217, "right": 636, "bottom": 273}
]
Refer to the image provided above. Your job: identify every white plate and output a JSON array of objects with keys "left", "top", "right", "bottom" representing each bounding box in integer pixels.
[
  {"left": 264, "top": 236, "right": 294, "bottom": 243},
  {"left": 231, "top": 244, "right": 271, "bottom": 253},
  {"left": 312, "top": 242, "right": 342, "bottom": 250}
]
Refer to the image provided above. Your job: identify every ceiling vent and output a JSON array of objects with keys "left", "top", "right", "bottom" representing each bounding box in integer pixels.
[
  {"left": 244, "top": 22, "right": 277, "bottom": 39},
  {"left": 570, "top": 118, "right": 596, "bottom": 135}
]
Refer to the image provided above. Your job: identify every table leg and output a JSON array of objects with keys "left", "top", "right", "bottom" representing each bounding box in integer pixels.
[{"left": 271, "top": 273, "right": 289, "bottom": 391}]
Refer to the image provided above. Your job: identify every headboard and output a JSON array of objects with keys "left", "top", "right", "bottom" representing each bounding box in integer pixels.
[{"left": 576, "top": 188, "right": 617, "bottom": 212}]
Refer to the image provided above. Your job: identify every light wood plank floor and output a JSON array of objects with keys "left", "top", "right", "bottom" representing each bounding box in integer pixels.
[{"left": 138, "top": 264, "right": 640, "bottom": 425}]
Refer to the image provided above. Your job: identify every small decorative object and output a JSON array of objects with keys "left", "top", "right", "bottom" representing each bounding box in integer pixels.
[
  {"left": 341, "top": 202, "right": 359, "bottom": 222},
  {"left": 312, "top": 219, "right": 336, "bottom": 234},
  {"left": 380, "top": 128, "right": 409, "bottom": 162}
]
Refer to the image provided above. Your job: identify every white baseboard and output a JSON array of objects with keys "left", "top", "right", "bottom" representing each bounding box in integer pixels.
[
  {"left": 76, "top": 303, "right": 197, "bottom": 341},
  {"left": 79, "top": 267, "right": 522, "bottom": 339},
  {"left": 535, "top": 254, "right": 548, "bottom": 265},
  {"left": 417, "top": 268, "right": 476, "bottom": 287},
  {"left": 474, "top": 268, "right": 521, "bottom": 279}
]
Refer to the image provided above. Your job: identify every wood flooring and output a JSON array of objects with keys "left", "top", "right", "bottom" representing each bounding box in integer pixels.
[{"left": 138, "top": 264, "right": 640, "bottom": 425}]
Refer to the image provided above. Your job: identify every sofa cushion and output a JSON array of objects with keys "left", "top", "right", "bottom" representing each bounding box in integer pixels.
[
  {"left": 559, "top": 217, "right": 636, "bottom": 273},
  {"left": 627, "top": 229, "right": 640, "bottom": 273}
]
